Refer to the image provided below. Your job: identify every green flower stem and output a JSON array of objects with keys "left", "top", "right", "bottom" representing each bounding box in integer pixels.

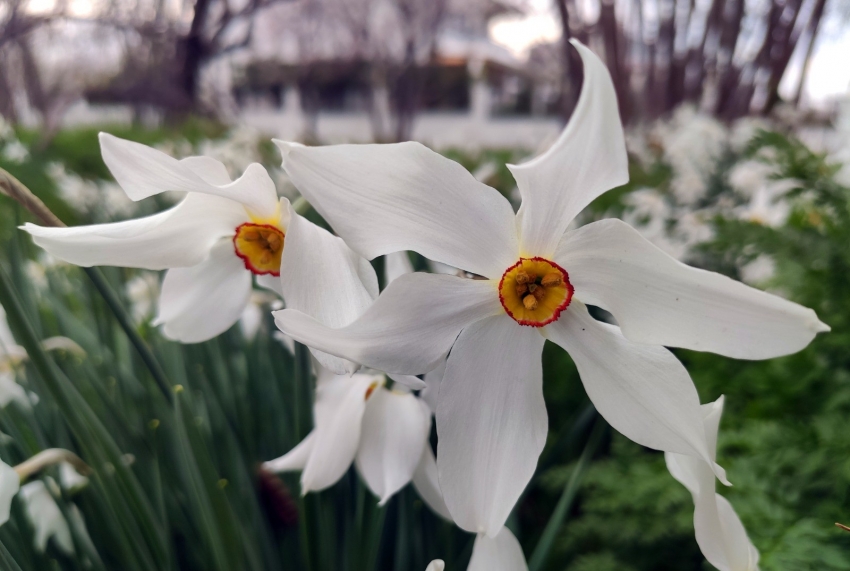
[
  {"left": 528, "top": 418, "right": 607, "bottom": 571},
  {"left": 1, "top": 166, "right": 172, "bottom": 402}
]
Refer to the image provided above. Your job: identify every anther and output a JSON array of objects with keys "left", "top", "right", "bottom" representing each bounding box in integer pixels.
[
  {"left": 522, "top": 295, "right": 538, "bottom": 310},
  {"left": 528, "top": 283, "right": 538, "bottom": 293},
  {"left": 541, "top": 272, "right": 563, "bottom": 287},
  {"left": 516, "top": 271, "right": 531, "bottom": 285},
  {"left": 532, "top": 287, "right": 546, "bottom": 301},
  {"left": 515, "top": 284, "right": 528, "bottom": 296},
  {"left": 243, "top": 230, "right": 260, "bottom": 241}
]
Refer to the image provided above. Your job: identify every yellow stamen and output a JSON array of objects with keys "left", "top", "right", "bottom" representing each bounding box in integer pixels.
[
  {"left": 498, "top": 257, "right": 574, "bottom": 327},
  {"left": 523, "top": 295, "right": 539, "bottom": 310},
  {"left": 541, "top": 272, "right": 563, "bottom": 287}
]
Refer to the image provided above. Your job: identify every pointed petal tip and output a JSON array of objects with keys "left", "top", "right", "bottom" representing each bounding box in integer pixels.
[{"left": 714, "top": 462, "right": 731, "bottom": 487}]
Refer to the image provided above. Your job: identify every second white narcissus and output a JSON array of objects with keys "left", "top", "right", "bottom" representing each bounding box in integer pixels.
[
  {"left": 263, "top": 362, "right": 433, "bottom": 505},
  {"left": 0, "top": 459, "right": 20, "bottom": 525},
  {"left": 264, "top": 251, "right": 438, "bottom": 507},
  {"left": 271, "top": 40, "right": 828, "bottom": 539},
  {"left": 19, "top": 136, "right": 375, "bottom": 373},
  {"left": 666, "top": 397, "right": 760, "bottom": 571}
]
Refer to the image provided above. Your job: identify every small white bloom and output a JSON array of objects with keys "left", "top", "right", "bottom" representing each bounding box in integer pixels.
[
  {"left": 666, "top": 397, "right": 760, "bottom": 571},
  {"left": 18, "top": 479, "right": 74, "bottom": 554},
  {"left": 272, "top": 41, "right": 827, "bottom": 538}
]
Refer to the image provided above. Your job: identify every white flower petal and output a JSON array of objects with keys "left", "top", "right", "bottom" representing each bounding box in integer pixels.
[
  {"left": 0, "top": 460, "right": 20, "bottom": 525},
  {"left": 556, "top": 219, "right": 828, "bottom": 359},
  {"left": 356, "top": 388, "right": 431, "bottom": 505},
  {"left": 274, "top": 273, "right": 500, "bottom": 375},
  {"left": 99, "top": 133, "right": 279, "bottom": 217},
  {"left": 21, "top": 193, "right": 245, "bottom": 270},
  {"left": 421, "top": 359, "right": 446, "bottom": 414},
  {"left": 425, "top": 560, "right": 445, "bottom": 571},
  {"left": 19, "top": 480, "right": 73, "bottom": 554},
  {"left": 412, "top": 444, "right": 452, "bottom": 521},
  {"left": 0, "top": 371, "right": 30, "bottom": 410},
  {"left": 546, "top": 302, "right": 728, "bottom": 483},
  {"left": 154, "top": 240, "right": 253, "bottom": 343},
  {"left": 508, "top": 41, "right": 628, "bottom": 256},
  {"left": 300, "top": 372, "right": 378, "bottom": 492},
  {"left": 468, "top": 528, "right": 528, "bottom": 571},
  {"left": 279, "top": 203, "right": 378, "bottom": 374},
  {"left": 275, "top": 140, "right": 519, "bottom": 279},
  {"left": 256, "top": 274, "right": 283, "bottom": 296},
  {"left": 437, "top": 315, "right": 547, "bottom": 537},
  {"left": 265, "top": 432, "right": 316, "bottom": 472},
  {"left": 385, "top": 251, "right": 415, "bottom": 285},
  {"left": 387, "top": 373, "right": 427, "bottom": 391}
]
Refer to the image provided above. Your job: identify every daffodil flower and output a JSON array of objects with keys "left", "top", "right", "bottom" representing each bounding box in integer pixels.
[
  {"left": 666, "top": 397, "right": 760, "bottom": 571},
  {"left": 264, "top": 251, "right": 440, "bottom": 506},
  {"left": 270, "top": 41, "right": 828, "bottom": 538},
  {"left": 263, "top": 364, "right": 433, "bottom": 504},
  {"left": 20, "top": 137, "right": 374, "bottom": 366}
]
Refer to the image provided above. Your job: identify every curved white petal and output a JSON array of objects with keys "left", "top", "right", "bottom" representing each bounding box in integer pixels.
[
  {"left": 666, "top": 396, "right": 758, "bottom": 571},
  {"left": 279, "top": 203, "right": 379, "bottom": 373},
  {"left": 264, "top": 432, "right": 316, "bottom": 473},
  {"left": 425, "top": 561, "right": 445, "bottom": 571},
  {"left": 154, "top": 240, "right": 253, "bottom": 343},
  {"left": 100, "top": 133, "right": 279, "bottom": 217},
  {"left": 21, "top": 193, "right": 245, "bottom": 270},
  {"left": 556, "top": 219, "right": 828, "bottom": 360},
  {"left": 275, "top": 140, "right": 518, "bottom": 279},
  {"left": 468, "top": 528, "right": 528, "bottom": 571},
  {"left": 0, "top": 460, "right": 19, "bottom": 525},
  {"left": 546, "top": 302, "right": 728, "bottom": 483},
  {"left": 274, "top": 273, "right": 500, "bottom": 375},
  {"left": 300, "top": 372, "right": 379, "bottom": 492},
  {"left": 412, "top": 444, "right": 452, "bottom": 521},
  {"left": 387, "top": 373, "right": 427, "bottom": 391},
  {"left": 508, "top": 41, "right": 628, "bottom": 256},
  {"left": 385, "top": 251, "right": 415, "bottom": 285},
  {"left": 437, "top": 315, "right": 547, "bottom": 537},
  {"left": 356, "top": 388, "right": 431, "bottom": 505},
  {"left": 690, "top": 481, "right": 759, "bottom": 571},
  {"left": 421, "top": 358, "right": 446, "bottom": 414}
]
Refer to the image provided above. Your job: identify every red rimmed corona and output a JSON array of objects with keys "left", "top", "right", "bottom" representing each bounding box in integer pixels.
[
  {"left": 233, "top": 222, "right": 286, "bottom": 276},
  {"left": 498, "top": 257, "right": 574, "bottom": 326}
]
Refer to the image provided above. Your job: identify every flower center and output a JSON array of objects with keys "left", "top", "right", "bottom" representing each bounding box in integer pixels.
[
  {"left": 498, "top": 257, "right": 573, "bottom": 327},
  {"left": 233, "top": 223, "right": 285, "bottom": 276}
]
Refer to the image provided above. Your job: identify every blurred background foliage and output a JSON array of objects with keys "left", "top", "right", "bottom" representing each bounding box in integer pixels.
[{"left": 1, "top": 111, "right": 849, "bottom": 570}]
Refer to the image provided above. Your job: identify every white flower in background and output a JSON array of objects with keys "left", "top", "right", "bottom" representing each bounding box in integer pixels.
[
  {"left": 265, "top": 251, "right": 436, "bottom": 506},
  {"left": 125, "top": 272, "right": 161, "bottom": 323},
  {"left": 666, "top": 397, "right": 760, "bottom": 571},
  {"left": 2, "top": 140, "right": 30, "bottom": 163},
  {"left": 19, "top": 479, "right": 75, "bottom": 554},
  {"left": 264, "top": 364, "right": 433, "bottom": 505},
  {"left": 0, "top": 460, "right": 20, "bottom": 525},
  {"left": 425, "top": 561, "right": 445, "bottom": 571},
  {"left": 21, "top": 136, "right": 373, "bottom": 364},
  {"left": 729, "top": 160, "right": 792, "bottom": 227},
  {"left": 272, "top": 41, "right": 828, "bottom": 538},
  {"left": 655, "top": 106, "right": 728, "bottom": 205},
  {"left": 239, "top": 291, "right": 282, "bottom": 340}
]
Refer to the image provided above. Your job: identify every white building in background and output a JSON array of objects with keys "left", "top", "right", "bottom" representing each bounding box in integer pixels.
[{"left": 228, "top": 0, "right": 563, "bottom": 149}]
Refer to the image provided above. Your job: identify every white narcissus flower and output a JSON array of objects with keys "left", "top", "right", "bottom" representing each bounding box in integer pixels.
[
  {"left": 264, "top": 250, "right": 437, "bottom": 506},
  {"left": 666, "top": 397, "right": 760, "bottom": 571},
  {"left": 271, "top": 40, "right": 828, "bottom": 538},
  {"left": 264, "top": 365, "right": 432, "bottom": 505},
  {"left": 0, "top": 459, "right": 20, "bottom": 525},
  {"left": 20, "top": 137, "right": 374, "bottom": 372}
]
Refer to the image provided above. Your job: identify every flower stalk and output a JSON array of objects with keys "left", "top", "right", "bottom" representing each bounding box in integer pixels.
[
  {"left": 1, "top": 166, "right": 173, "bottom": 402},
  {"left": 14, "top": 449, "right": 92, "bottom": 481}
]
